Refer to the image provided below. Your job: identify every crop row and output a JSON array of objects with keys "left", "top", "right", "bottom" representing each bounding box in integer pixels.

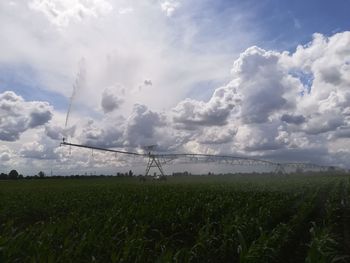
[{"left": 0, "top": 175, "right": 349, "bottom": 262}]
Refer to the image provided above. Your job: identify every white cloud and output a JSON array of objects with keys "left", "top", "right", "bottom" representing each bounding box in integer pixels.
[
  {"left": 281, "top": 114, "right": 305, "bottom": 125},
  {"left": 79, "top": 118, "right": 124, "bottom": 148},
  {"left": 124, "top": 104, "right": 166, "bottom": 147},
  {"left": 101, "top": 86, "right": 124, "bottom": 113},
  {"left": 172, "top": 85, "right": 241, "bottom": 129},
  {"left": 302, "top": 112, "right": 344, "bottom": 135},
  {"left": 28, "top": 0, "right": 113, "bottom": 27},
  {"left": 231, "top": 46, "right": 301, "bottom": 124},
  {"left": 234, "top": 123, "right": 283, "bottom": 152},
  {"left": 2, "top": 0, "right": 350, "bottom": 171},
  {"left": 287, "top": 32, "right": 350, "bottom": 137},
  {"left": 77, "top": 104, "right": 168, "bottom": 150},
  {"left": 118, "top": 7, "right": 133, "bottom": 15},
  {"left": 160, "top": 1, "right": 181, "bottom": 17},
  {"left": 0, "top": 91, "right": 53, "bottom": 141},
  {"left": 45, "top": 124, "right": 76, "bottom": 140},
  {"left": 0, "top": 145, "right": 13, "bottom": 162},
  {"left": 0, "top": 0, "right": 253, "bottom": 115},
  {"left": 197, "top": 126, "right": 236, "bottom": 145},
  {"left": 21, "top": 140, "right": 58, "bottom": 160},
  {"left": 167, "top": 31, "right": 350, "bottom": 166},
  {"left": 63, "top": 30, "right": 350, "bottom": 168}
]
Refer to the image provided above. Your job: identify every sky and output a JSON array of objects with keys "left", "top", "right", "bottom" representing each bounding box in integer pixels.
[{"left": 1, "top": 0, "right": 350, "bottom": 175}]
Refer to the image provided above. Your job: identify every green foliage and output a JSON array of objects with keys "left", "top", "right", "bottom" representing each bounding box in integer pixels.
[
  {"left": 8, "top": 169, "right": 19, "bottom": 180},
  {"left": 0, "top": 175, "right": 349, "bottom": 262},
  {"left": 305, "top": 222, "right": 338, "bottom": 263}
]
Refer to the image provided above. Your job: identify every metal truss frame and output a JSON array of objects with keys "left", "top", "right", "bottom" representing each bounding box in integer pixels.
[{"left": 60, "top": 140, "right": 336, "bottom": 176}]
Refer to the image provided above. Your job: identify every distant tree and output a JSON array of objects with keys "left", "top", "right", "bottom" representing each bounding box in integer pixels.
[
  {"left": 0, "top": 173, "right": 8, "bottom": 180},
  {"left": 38, "top": 171, "right": 45, "bottom": 178},
  {"left": 9, "top": 170, "right": 19, "bottom": 180},
  {"left": 18, "top": 174, "right": 24, "bottom": 179},
  {"left": 128, "top": 170, "right": 133, "bottom": 177}
]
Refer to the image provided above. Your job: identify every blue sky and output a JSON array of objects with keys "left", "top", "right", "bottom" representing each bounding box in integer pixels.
[
  {"left": 177, "top": 0, "right": 350, "bottom": 100},
  {"left": 256, "top": 0, "right": 350, "bottom": 49},
  {"left": 1, "top": 0, "right": 350, "bottom": 174},
  {"left": 0, "top": 65, "right": 68, "bottom": 111},
  {"left": 169, "top": 0, "right": 350, "bottom": 53},
  {"left": 1, "top": 0, "right": 350, "bottom": 109}
]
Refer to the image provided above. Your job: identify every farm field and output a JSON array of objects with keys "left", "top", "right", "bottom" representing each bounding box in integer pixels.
[{"left": 0, "top": 175, "right": 350, "bottom": 262}]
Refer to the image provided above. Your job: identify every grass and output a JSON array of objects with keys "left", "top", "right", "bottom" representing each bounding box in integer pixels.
[{"left": 0, "top": 174, "right": 349, "bottom": 262}]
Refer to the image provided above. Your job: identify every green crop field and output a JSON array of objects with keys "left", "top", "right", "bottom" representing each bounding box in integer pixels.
[{"left": 0, "top": 175, "right": 350, "bottom": 262}]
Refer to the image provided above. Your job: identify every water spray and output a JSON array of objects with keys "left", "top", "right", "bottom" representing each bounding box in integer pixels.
[{"left": 64, "top": 58, "right": 86, "bottom": 129}]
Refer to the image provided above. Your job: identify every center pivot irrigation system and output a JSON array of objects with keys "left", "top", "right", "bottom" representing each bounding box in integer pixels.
[{"left": 60, "top": 139, "right": 336, "bottom": 176}]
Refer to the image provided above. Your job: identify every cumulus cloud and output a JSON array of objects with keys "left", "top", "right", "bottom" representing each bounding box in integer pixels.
[
  {"left": 20, "top": 140, "right": 58, "bottom": 160},
  {"left": 0, "top": 0, "right": 249, "bottom": 115},
  {"left": 330, "top": 128, "right": 350, "bottom": 139},
  {"left": 28, "top": 0, "right": 113, "bottom": 27},
  {"left": 169, "top": 31, "right": 350, "bottom": 166},
  {"left": 77, "top": 103, "right": 186, "bottom": 154},
  {"left": 0, "top": 91, "right": 53, "bottom": 141},
  {"left": 172, "top": 46, "right": 301, "bottom": 129},
  {"left": 28, "top": 105, "right": 53, "bottom": 128},
  {"left": 302, "top": 113, "right": 344, "bottom": 135},
  {"left": 160, "top": 1, "right": 181, "bottom": 17},
  {"left": 286, "top": 32, "right": 350, "bottom": 138},
  {"left": 101, "top": 87, "right": 123, "bottom": 113},
  {"left": 231, "top": 46, "right": 300, "bottom": 124},
  {"left": 245, "top": 32, "right": 349, "bottom": 160},
  {"left": 3, "top": 26, "right": 350, "bottom": 169},
  {"left": 124, "top": 104, "right": 166, "bottom": 147},
  {"left": 79, "top": 118, "right": 124, "bottom": 148},
  {"left": 173, "top": 85, "right": 240, "bottom": 129},
  {"left": 281, "top": 114, "right": 305, "bottom": 125},
  {"left": 0, "top": 145, "right": 12, "bottom": 162},
  {"left": 45, "top": 124, "right": 76, "bottom": 140},
  {"left": 234, "top": 123, "right": 283, "bottom": 152},
  {"left": 197, "top": 126, "right": 237, "bottom": 145}
]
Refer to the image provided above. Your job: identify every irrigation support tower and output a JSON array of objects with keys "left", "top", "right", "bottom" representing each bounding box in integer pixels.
[{"left": 60, "top": 139, "right": 337, "bottom": 176}]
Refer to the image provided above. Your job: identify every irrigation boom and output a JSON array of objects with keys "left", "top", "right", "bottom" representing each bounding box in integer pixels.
[
  {"left": 60, "top": 140, "right": 337, "bottom": 176},
  {"left": 61, "top": 141, "right": 143, "bottom": 156}
]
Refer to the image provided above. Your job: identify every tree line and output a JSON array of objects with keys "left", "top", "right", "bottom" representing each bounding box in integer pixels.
[
  {"left": 0, "top": 170, "right": 23, "bottom": 180},
  {"left": 0, "top": 170, "right": 136, "bottom": 180}
]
